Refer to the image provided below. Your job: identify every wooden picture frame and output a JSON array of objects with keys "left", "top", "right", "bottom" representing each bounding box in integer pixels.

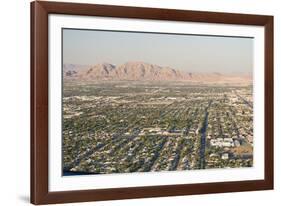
[{"left": 31, "top": 0, "right": 274, "bottom": 204}]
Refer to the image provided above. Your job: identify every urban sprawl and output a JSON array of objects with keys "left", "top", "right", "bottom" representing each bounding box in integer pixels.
[{"left": 63, "top": 81, "right": 253, "bottom": 175}]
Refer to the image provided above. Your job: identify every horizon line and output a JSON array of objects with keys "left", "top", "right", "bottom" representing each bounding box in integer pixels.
[{"left": 63, "top": 62, "right": 252, "bottom": 75}]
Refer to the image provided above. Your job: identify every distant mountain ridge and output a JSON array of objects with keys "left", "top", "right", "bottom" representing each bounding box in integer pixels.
[{"left": 63, "top": 62, "right": 252, "bottom": 83}]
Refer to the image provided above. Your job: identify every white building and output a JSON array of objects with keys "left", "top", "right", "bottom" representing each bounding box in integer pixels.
[{"left": 221, "top": 153, "right": 229, "bottom": 160}]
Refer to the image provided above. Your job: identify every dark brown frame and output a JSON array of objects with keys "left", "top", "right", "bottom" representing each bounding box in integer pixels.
[{"left": 31, "top": 0, "right": 274, "bottom": 204}]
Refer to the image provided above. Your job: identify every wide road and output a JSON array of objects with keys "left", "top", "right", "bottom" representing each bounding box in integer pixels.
[
  {"left": 235, "top": 92, "right": 253, "bottom": 108},
  {"left": 199, "top": 100, "right": 212, "bottom": 169}
]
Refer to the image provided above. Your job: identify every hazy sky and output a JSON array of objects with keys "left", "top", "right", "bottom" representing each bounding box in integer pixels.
[{"left": 63, "top": 29, "right": 253, "bottom": 73}]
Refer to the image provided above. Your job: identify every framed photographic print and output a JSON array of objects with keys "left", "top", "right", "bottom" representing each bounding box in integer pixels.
[{"left": 30, "top": 1, "right": 274, "bottom": 204}]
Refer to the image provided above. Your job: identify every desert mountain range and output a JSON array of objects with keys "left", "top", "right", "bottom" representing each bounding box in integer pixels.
[{"left": 63, "top": 62, "right": 252, "bottom": 83}]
